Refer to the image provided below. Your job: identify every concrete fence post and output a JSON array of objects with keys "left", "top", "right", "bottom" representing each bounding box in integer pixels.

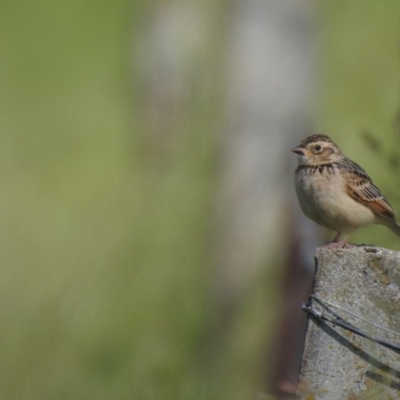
[{"left": 297, "top": 246, "right": 400, "bottom": 400}]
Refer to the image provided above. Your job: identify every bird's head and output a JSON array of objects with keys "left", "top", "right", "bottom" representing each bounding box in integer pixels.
[{"left": 291, "top": 134, "right": 342, "bottom": 166}]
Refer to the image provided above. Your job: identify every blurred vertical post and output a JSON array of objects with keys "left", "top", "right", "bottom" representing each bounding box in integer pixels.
[
  {"left": 213, "top": 0, "right": 320, "bottom": 396},
  {"left": 214, "top": 0, "right": 316, "bottom": 306}
]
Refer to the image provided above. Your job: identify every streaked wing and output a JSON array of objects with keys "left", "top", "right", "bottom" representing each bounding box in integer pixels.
[{"left": 340, "top": 158, "right": 395, "bottom": 221}]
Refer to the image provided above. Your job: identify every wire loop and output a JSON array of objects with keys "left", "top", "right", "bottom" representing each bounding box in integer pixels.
[{"left": 302, "top": 295, "right": 400, "bottom": 353}]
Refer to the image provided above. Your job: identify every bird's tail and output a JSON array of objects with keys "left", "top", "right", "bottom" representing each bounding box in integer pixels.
[{"left": 388, "top": 222, "right": 400, "bottom": 238}]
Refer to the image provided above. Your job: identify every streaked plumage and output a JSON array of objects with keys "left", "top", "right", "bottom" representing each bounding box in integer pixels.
[{"left": 291, "top": 134, "right": 400, "bottom": 247}]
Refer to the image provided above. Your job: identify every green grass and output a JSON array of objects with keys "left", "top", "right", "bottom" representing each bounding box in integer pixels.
[{"left": 0, "top": 1, "right": 270, "bottom": 399}]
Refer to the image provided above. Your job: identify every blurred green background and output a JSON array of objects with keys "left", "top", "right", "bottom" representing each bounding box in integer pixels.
[
  {"left": 1, "top": 1, "right": 400, "bottom": 399},
  {"left": 318, "top": 1, "right": 400, "bottom": 250}
]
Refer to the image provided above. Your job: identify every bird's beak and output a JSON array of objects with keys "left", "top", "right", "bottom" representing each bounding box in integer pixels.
[{"left": 291, "top": 146, "right": 305, "bottom": 155}]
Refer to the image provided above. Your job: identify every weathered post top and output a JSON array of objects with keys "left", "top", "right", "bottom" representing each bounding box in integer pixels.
[{"left": 297, "top": 245, "right": 400, "bottom": 400}]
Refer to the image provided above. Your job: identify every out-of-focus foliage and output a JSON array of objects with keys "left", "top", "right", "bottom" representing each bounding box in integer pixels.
[
  {"left": 1, "top": 1, "right": 400, "bottom": 399},
  {"left": 317, "top": 0, "right": 400, "bottom": 249},
  {"left": 0, "top": 1, "right": 273, "bottom": 399}
]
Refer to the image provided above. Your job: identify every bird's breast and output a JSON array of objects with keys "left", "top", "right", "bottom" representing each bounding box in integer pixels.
[{"left": 294, "top": 165, "right": 375, "bottom": 231}]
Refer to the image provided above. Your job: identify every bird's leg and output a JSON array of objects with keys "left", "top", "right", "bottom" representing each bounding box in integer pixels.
[{"left": 324, "top": 233, "right": 352, "bottom": 249}]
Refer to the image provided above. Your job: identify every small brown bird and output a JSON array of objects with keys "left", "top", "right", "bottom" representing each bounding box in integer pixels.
[{"left": 292, "top": 134, "right": 400, "bottom": 247}]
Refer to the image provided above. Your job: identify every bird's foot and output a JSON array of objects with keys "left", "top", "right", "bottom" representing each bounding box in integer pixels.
[{"left": 324, "top": 241, "right": 353, "bottom": 249}]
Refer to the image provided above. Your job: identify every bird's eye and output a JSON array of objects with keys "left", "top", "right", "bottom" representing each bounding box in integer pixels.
[{"left": 314, "top": 145, "right": 322, "bottom": 152}]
